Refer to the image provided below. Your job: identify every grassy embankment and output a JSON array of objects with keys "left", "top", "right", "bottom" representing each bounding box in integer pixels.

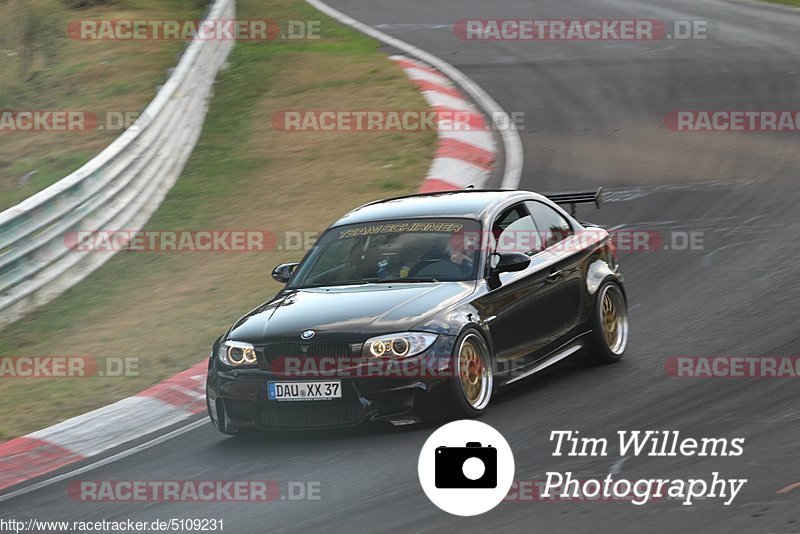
[{"left": 0, "top": 0, "right": 208, "bottom": 209}]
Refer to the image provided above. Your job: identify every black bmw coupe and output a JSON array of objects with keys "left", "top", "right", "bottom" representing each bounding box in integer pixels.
[{"left": 206, "top": 189, "right": 628, "bottom": 433}]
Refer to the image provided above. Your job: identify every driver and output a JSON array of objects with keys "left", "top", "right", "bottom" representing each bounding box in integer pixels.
[{"left": 412, "top": 232, "right": 476, "bottom": 279}]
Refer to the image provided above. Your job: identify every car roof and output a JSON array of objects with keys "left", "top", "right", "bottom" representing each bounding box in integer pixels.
[{"left": 333, "top": 189, "right": 549, "bottom": 226}]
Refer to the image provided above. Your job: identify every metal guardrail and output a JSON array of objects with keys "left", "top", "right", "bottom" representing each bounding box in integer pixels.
[{"left": 0, "top": 0, "right": 235, "bottom": 329}]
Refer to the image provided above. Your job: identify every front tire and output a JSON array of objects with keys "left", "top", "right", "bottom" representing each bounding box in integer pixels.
[
  {"left": 588, "top": 280, "right": 629, "bottom": 364},
  {"left": 447, "top": 329, "right": 493, "bottom": 418}
]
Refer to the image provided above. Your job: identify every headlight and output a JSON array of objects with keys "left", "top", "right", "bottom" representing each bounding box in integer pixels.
[
  {"left": 363, "top": 332, "right": 437, "bottom": 359},
  {"left": 217, "top": 340, "right": 258, "bottom": 367}
]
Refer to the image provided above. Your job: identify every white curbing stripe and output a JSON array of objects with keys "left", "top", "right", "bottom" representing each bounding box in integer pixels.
[
  {"left": 439, "top": 130, "right": 497, "bottom": 153},
  {"left": 427, "top": 158, "right": 491, "bottom": 189},
  {"left": 29, "top": 396, "right": 197, "bottom": 458},
  {"left": 402, "top": 66, "right": 452, "bottom": 86},
  {"left": 419, "top": 91, "right": 479, "bottom": 113}
]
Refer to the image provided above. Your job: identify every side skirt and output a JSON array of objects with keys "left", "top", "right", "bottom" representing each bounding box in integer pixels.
[{"left": 499, "top": 331, "right": 591, "bottom": 386}]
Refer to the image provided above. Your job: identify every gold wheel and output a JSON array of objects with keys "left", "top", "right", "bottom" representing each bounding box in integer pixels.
[
  {"left": 599, "top": 284, "right": 629, "bottom": 355},
  {"left": 457, "top": 333, "right": 492, "bottom": 410}
]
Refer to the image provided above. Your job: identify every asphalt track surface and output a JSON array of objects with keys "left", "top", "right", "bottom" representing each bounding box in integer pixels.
[{"left": 3, "top": 0, "right": 800, "bottom": 532}]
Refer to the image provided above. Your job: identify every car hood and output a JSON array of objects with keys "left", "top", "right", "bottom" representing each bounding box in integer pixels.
[{"left": 228, "top": 281, "right": 476, "bottom": 343}]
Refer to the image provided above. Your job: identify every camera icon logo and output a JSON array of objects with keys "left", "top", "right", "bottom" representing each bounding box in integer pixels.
[
  {"left": 435, "top": 442, "right": 497, "bottom": 488},
  {"left": 418, "top": 420, "right": 515, "bottom": 516}
]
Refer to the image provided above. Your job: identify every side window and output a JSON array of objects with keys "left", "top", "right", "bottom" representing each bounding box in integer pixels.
[
  {"left": 492, "top": 203, "right": 543, "bottom": 255},
  {"left": 526, "top": 201, "right": 572, "bottom": 249}
]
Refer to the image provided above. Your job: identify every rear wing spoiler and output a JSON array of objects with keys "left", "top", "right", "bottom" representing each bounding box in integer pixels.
[{"left": 544, "top": 187, "right": 603, "bottom": 216}]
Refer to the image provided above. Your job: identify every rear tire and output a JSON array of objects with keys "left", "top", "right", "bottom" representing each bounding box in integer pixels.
[
  {"left": 447, "top": 329, "right": 493, "bottom": 418},
  {"left": 587, "top": 280, "right": 629, "bottom": 364}
]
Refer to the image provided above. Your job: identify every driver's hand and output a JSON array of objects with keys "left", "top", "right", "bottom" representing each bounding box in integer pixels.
[{"left": 450, "top": 251, "right": 471, "bottom": 265}]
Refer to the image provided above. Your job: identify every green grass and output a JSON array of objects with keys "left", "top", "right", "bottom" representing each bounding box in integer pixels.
[{"left": 0, "top": 0, "right": 205, "bottom": 210}]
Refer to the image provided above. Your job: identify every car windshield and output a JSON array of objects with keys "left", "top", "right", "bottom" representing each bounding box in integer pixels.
[{"left": 289, "top": 218, "right": 482, "bottom": 288}]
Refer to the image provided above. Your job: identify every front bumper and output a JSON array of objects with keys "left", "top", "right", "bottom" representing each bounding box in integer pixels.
[{"left": 206, "top": 335, "right": 456, "bottom": 430}]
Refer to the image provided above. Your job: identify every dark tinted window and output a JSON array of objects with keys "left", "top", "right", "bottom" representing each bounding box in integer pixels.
[
  {"left": 492, "top": 203, "right": 543, "bottom": 255},
  {"left": 289, "top": 218, "right": 482, "bottom": 287},
  {"left": 526, "top": 201, "right": 572, "bottom": 249}
]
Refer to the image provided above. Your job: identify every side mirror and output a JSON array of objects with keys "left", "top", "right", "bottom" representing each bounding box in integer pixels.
[
  {"left": 490, "top": 252, "right": 530, "bottom": 274},
  {"left": 271, "top": 262, "right": 299, "bottom": 284}
]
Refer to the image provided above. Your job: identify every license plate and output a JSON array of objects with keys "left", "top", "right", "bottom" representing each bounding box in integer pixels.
[{"left": 268, "top": 381, "right": 341, "bottom": 401}]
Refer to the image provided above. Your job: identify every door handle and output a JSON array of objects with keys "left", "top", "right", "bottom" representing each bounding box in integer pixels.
[{"left": 547, "top": 270, "right": 563, "bottom": 282}]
